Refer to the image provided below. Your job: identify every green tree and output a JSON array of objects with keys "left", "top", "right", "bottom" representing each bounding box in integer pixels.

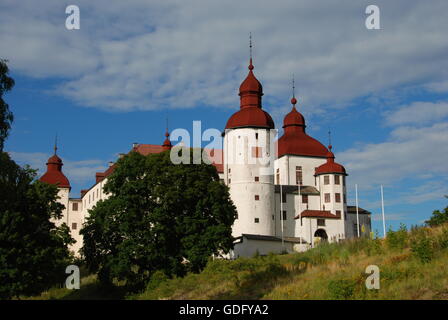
[
  {"left": 425, "top": 196, "right": 448, "bottom": 227},
  {"left": 81, "top": 149, "right": 236, "bottom": 290},
  {"left": 0, "top": 152, "right": 74, "bottom": 299},
  {"left": 0, "top": 59, "right": 15, "bottom": 151}
]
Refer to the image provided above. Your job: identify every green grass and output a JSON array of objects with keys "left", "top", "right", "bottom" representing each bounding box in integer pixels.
[{"left": 27, "top": 224, "right": 448, "bottom": 300}]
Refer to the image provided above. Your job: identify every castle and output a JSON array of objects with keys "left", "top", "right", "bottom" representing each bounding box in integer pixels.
[{"left": 39, "top": 55, "right": 371, "bottom": 257}]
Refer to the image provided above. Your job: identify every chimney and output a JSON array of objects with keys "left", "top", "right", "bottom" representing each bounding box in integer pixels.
[
  {"left": 108, "top": 161, "right": 114, "bottom": 167},
  {"left": 132, "top": 142, "right": 139, "bottom": 148}
]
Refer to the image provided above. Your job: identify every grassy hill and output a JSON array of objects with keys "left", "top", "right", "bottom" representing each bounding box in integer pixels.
[{"left": 27, "top": 223, "right": 448, "bottom": 300}]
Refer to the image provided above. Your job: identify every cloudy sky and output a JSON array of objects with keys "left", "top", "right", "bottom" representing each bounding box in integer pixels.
[{"left": 2, "top": 0, "right": 448, "bottom": 233}]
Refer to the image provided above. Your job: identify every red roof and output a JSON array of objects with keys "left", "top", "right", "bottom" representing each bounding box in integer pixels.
[
  {"left": 295, "top": 210, "right": 341, "bottom": 219},
  {"left": 225, "top": 59, "right": 275, "bottom": 130},
  {"left": 277, "top": 99, "right": 328, "bottom": 158},
  {"left": 39, "top": 154, "right": 71, "bottom": 189},
  {"left": 314, "top": 145, "right": 347, "bottom": 176}
]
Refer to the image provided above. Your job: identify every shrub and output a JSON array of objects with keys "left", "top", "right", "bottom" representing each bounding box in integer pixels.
[
  {"left": 146, "top": 270, "right": 169, "bottom": 291},
  {"left": 411, "top": 236, "right": 434, "bottom": 263},
  {"left": 386, "top": 224, "right": 408, "bottom": 250},
  {"left": 436, "top": 227, "right": 448, "bottom": 249},
  {"left": 327, "top": 279, "right": 356, "bottom": 299}
]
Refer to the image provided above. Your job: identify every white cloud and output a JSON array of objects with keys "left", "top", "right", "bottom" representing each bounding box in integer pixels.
[
  {"left": 1, "top": 0, "right": 448, "bottom": 113},
  {"left": 338, "top": 121, "right": 448, "bottom": 190},
  {"left": 385, "top": 101, "right": 448, "bottom": 126}
]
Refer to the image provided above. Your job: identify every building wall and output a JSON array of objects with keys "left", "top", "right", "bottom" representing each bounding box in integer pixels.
[
  {"left": 224, "top": 128, "right": 275, "bottom": 238},
  {"left": 345, "top": 213, "right": 372, "bottom": 239}
]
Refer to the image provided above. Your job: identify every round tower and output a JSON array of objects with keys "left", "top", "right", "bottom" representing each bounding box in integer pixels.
[
  {"left": 314, "top": 145, "right": 348, "bottom": 223},
  {"left": 223, "top": 57, "right": 275, "bottom": 238},
  {"left": 39, "top": 142, "right": 71, "bottom": 226}
]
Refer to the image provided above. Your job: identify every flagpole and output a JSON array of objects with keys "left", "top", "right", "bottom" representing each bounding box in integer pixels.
[
  {"left": 381, "top": 185, "right": 386, "bottom": 238},
  {"left": 280, "top": 184, "right": 284, "bottom": 250},
  {"left": 355, "top": 184, "right": 360, "bottom": 238}
]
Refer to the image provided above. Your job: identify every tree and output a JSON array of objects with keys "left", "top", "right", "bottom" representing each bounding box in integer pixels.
[
  {"left": 0, "top": 59, "right": 15, "bottom": 152},
  {"left": 81, "top": 149, "right": 236, "bottom": 290},
  {"left": 0, "top": 152, "right": 74, "bottom": 299},
  {"left": 425, "top": 196, "right": 448, "bottom": 227}
]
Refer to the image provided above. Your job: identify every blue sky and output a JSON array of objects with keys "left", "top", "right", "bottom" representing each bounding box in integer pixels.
[{"left": 2, "top": 0, "right": 448, "bottom": 234}]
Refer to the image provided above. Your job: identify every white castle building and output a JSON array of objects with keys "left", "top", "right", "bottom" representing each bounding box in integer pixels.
[{"left": 39, "top": 56, "right": 371, "bottom": 258}]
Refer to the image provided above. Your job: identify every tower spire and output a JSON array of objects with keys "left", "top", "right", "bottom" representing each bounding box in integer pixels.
[
  {"left": 328, "top": 129, "right": 332, "bottom": 150},
  {"left": 291, "top": 74, "right": 297, "bottom": 107},
  {"left": 249, "top": 32, "right": 254, "bottom": 70},
  {"left": 54, "top": 133, "right": 58, "bottom": 155}
]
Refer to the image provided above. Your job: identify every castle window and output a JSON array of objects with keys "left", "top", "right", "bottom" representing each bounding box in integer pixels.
[
  {"left": 336, "top": 210, "right": 341, "bottom": 217},
  {"left": 272, "top": 215, "right": 275, "bottom": 220},
  {"left": 254, "top": 218, "right": 259, "bottom": 223},
  {"left": 235, "top": 213, "right": 238, "bottom": 219},
  {"left": 317, "top": 219, "right": 325, "bottom": 226},
  {"left": 302, "top": 195, "right": 308, "bottom": 204},
  {"left": 324, "top": 193, "right": 330, "bottom": 203},
  {"left": 344, "top": 194, "right": 347, "bottom": 203},
  {"left": 255, "top": 133, "right": 258, "bottom": 140},
  {"left": 252, "top": 146, "right": 262, "bottom": 158},
  {"left": 282, "top": 211, "right": 287, "bottom": 220},
  {"left": 254, "top": 176, "right": 259, "bottom": 182},
  {"left": 228, "top": 168, "right": 231, "bottom": 173},
  {"left": 324, "top": 175, "right": 330, "bottom": 185},
  {"left": 335, "top": 175, "right": 340, "bottom": 185},
  {"left": 72, "top": 203, "right": 78, "bottom": 211},
  {"left": 228, "top": 178, "right": 231, "bottom": 184},
  {"left": 335, "top": 193, "right": 341, "bottom": 203},
  {"left": 276, "top": 168, "right": 280, "bottom": 184},
  {"left": 72, "top": 223, "right": 77, "bottom": 230},
  {"left": 255, "top": 195, "right": 260, "bottom": 200},
  {"left": 296, "top": 166, "right": 303, "bottom": 185}
]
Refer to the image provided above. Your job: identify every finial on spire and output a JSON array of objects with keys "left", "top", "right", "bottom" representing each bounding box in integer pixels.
[
  {"left": 328, "top": 129, "right": 332, "bottom": 150},
  {"left": 248, "top": 32, "right": 254, "bottom": 70},
  {"left": 54, "top": 133, "right": 58, "bottom": 155},
  {"left": 165, "top": 117, "right": 169, "bottom": 137},
  {"left": 291, "top": 74, "right": 298, "bottom": 106}
]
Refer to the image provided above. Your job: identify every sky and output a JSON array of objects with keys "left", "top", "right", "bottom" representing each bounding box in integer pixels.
[{"left": 2, "top": 0, "right": 448, "bottom": 234}]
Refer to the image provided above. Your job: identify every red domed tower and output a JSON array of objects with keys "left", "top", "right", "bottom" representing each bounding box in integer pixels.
[
  {"left": 40, "top": 143, "right": 71, "bottom": 189},
  {"left": 277, "top": 97, "right": 328, "bottom": 158},
  {"left": 315, "top": 145, "right": 347, "bottom": 176},
  {"left": 162, "top": 129, "right": 172, "bottom": 151},
  {"left": 223, "top": 39, "right": 275, "bottom": 238}
]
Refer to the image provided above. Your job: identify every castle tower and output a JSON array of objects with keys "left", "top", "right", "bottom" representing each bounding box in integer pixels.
[
  {"left": 39, "top": 140, "right": 71, "bottom": 227},
  {"left": 314, "top": 145, "right": 348, "bottom": 240},
  {"left": 223, "top": 53, "right": 275, "bottom": 238}
]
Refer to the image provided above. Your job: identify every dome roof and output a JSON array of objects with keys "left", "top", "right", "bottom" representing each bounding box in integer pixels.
[
  {"left": 277, "top": 99, "right": 328, "bottom": 158},
  {"left": 162, "top": 130, "right": 172, "bottom": 151},
  {"left": 226, "top": 106, "right": 275, "bottom": 129},
  {"left": 225, "top": 59, "right": 274, "bottom": 130},
  {"left": 283, "top": 104, "right": 305, "bottom": 128},
  {"left": 239, "top": 61, "right": 263, "bottom": 94},
  {"left": 314, "top": 145, "right": 347, "bottom": 176},
  {"left": 39, "top": 153, "right": 71, "bottom": 188}
]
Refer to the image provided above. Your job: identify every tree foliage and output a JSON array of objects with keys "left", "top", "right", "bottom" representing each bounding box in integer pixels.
[
  {"left": 425, "top": 196, "right": 448, "bottom": 227},
  {"left": 0, "top": 59, "right": 15, "bottom": 152},
  {"left": 0, "top": 152, "right": 74, "bottom": 299},
  {"left": 81, "top": 150, "right": 236, "bottom": 290}
]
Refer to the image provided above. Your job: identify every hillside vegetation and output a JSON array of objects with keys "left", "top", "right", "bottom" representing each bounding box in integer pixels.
[{"left": 28, "top": 223, "right": 448, "bottom": 300}]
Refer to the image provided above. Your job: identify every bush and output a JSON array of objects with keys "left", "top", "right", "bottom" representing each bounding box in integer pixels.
[
  {"left": 411, "top": 236, "right": 434, "bottom": 263},
  {"left": 146, "top": 270, "right": 169, "bottom": 291},
  {"left": 327, "top": 279, "right": 356, "bottom": 299},
  {"left": 436, "top": 227, "right": 448, "bottom": 249},
  {"left": 386, "top": 224, "right": 408, "bottom": 250}
]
